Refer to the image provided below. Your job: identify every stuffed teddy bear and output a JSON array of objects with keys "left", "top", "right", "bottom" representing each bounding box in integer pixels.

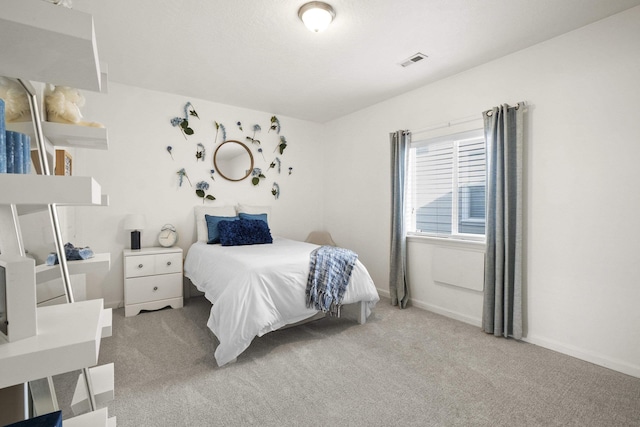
[
  {"left": 0, "top": 76, "right": 31, "bottom": 122},
  {"left": 44, "top": 84, "right": 104, "bottom": 127}
]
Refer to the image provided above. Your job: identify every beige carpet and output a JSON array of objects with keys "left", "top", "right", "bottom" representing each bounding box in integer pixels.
[{"left": 54, "top": 296, "right": 640, "bottom": 426}]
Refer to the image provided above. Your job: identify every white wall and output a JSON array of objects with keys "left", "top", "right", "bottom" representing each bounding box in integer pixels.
[
  {"left": 73, "top": 83, "right": 325, "bottom": 307},
  {"left": 323, "top": 7, "right": 640, "bottom": 377}
]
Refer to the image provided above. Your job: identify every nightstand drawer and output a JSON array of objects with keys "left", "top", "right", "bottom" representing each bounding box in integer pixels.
[
  {"left": 125, "top": 254, "right": 156, "bottom": 278},
  {"left": 125, "top": 252, "right": 182, "bottom": 278},
  {"left": 125, "top": 273, "right": 182, "bottom": 305},
  {"left": 154, "top": 252, "right": 182, "bottom": 275}
]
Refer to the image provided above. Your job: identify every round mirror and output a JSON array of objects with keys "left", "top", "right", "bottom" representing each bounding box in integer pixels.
[{"left": 213, "top": 140, "right": 254, "bottom": 181}]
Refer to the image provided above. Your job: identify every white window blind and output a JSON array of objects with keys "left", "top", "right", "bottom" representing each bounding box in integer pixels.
[{"left": 407, "top": 129, "right": 486, "bottom": 240}]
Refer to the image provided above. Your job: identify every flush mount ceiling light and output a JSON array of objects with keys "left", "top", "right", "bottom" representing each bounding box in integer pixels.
[{"left": 298, "top": 2, "right": 336, "bottom": 33}]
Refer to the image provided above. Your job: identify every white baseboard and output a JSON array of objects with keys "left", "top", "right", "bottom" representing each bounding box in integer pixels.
[
  {"left": 406, "top": 297, "right": 640, "bottom": 379},
  {"left": 376, "top": 287, "right": 390, "bottom": 299},
  {"left": 410, "top": 299, "right": 482, "bottom": 327},
  {"left": 104, "top": 300, "right": 122, "bottom": 310},
  {"left": 523, "top": 334, "right": 640, "bottom": 379},
  {"left": 375, "top": 288, "right": 482, "bottom": 327}
]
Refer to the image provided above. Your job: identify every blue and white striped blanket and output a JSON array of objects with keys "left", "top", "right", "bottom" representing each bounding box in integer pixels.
[{"left": 306, "top": 245, "right": 358, "bottom": 316}]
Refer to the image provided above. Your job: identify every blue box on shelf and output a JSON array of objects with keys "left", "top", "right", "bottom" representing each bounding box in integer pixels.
[
  {"left": 3, "top": 411, "right": 62, "bottom": 427},
  {"left": 4, "top": 130, "right": 31, "bottom": 174},
  {"left": 0, "top": 99, "right": 5, "bottom": 173}
]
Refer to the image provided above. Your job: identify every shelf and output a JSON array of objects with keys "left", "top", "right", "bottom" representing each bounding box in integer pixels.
[
  {"left": 16, "top": 194, "right": 110, "bottom": 216},
  {"left": 35, "top": 253, "right": 111, "bottom": 284},
  {"left": 6, "top": 121, "right": 109, "bottom": 150},
  {"left": 71, "top": 363, "right": 114, "bottom": 415},
  {"left": 65, "top": 407, "right": 114, "bottom": 427},
  {"left": 0, "top": 0, "right": 103, "bottom": 92},
  {"left": 0, "top": 175, "right": 102, "bottom": 206},
  {"left": 101, "top": 308, "right": 112, "bottom": 338},
  {"left": 0, "top": 299, "right": 106, "bottom": 389}
]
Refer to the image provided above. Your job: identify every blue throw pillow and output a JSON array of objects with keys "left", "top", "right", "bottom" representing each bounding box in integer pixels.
[
  {"left": 218, "top": 218, "right": 273, "bottom": 246},
  {"left": 205, "top": 214, "right": 238, "bottom": 244},
  {"left": 238, "top": 212, "right": 268, "bottom": 225}
]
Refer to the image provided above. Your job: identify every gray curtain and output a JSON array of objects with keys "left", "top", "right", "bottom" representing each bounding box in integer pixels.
[
  {"left": 482, "top": 103, "right": 524, "bottom": 339},
  {"left": 389, "top": 130, "right": 410, "bottom": 308}
]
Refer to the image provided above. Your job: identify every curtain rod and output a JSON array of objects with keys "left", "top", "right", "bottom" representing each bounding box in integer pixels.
[
  {"left": 484, "top": 102, "right": 524, "bottom": 117},
  {"left": 412, "top": 114, "right": 482, "bottom": 135}
]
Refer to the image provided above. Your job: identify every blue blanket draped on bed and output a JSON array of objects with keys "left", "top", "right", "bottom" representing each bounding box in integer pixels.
[{"left": 306, "top": 245, "right": 358, "bottom": 316}]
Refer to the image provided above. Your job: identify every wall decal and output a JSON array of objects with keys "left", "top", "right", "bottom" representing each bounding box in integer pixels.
[
  {"left": 269, "top": 116, "right": 280, "bottom": 134},
  {"left": 177, "top": 168, "right": 192, "bottom": 187},
  {"left": 171, "top": 102, "right": 199, "bottom": 139},
  {"left": 251, "top": 167, "right": 266, "bottom": 186},
  {"left": 269, "top": 157, "right": 281, "bottom": 174},
  {"left": 275, "top": 136, "right": 287, "bottom": 154},
  {"left": 196, "top": 143, "right": 205, "bottom": 161},
  {"left": 167, "top": 145, "right": 174, "bottom": 160},
  {"left": 196, "top": 181, "right": 216, "bottom": 202},
  {"left": 271, "top": 182, "right": 280, "bottom": 199},
  {"left": 246, "top": 124, "right": 261, "bottom": 146},
  {"left": 214, "top": 121, "right": 227, "bottom": 144}
]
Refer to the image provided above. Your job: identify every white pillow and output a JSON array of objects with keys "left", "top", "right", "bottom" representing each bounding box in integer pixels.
[
  {"left": 195, "top": 205, "right": 237, "bottom": 242},
  {"left": 236, "top": 204, "right": 271, "bottom": 223}
]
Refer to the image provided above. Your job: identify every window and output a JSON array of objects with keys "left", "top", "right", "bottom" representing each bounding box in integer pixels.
[{"left": 407, "top": 129, "right": 486, "bottom": 240}]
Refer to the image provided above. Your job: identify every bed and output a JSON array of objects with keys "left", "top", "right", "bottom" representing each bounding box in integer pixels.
[{"left": 183, "top": 204, "right": 380, "bottom": 366}]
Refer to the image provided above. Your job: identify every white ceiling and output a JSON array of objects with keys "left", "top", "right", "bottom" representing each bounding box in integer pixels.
[{"left": 73, "top": 0, "right": 640, "bottom": 123}]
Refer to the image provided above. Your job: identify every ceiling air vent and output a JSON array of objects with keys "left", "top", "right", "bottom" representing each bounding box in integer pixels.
[{"left": 399, "top": 52, "right": 428, "bottom": 68}]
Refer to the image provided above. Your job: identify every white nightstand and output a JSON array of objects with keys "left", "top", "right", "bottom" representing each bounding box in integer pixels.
[{"left": 123, "top": 247, "right": 184, "bottom": 317}]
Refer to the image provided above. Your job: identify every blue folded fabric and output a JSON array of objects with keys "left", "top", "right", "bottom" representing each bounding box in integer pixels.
[{"left": 46, "top": 242, "right": 95, "bottom": 266}]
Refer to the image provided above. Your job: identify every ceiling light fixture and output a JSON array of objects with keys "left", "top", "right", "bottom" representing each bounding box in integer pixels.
[{"left": 298, "top": 2, "right": 336, "bottom": 33}]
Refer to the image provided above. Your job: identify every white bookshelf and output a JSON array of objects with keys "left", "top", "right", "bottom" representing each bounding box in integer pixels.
[{"left": 0, "top": 1, "right": 115, "bottom": 423}]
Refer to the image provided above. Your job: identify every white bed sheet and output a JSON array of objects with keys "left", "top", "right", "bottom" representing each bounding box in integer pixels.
[{"left": 184, "top": 237, "right": 379, "bottom": 366}]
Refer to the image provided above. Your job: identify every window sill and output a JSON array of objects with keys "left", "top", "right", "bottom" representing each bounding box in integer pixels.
[{"left": 407, "top": 234, "right": 486, "bottom": 251}]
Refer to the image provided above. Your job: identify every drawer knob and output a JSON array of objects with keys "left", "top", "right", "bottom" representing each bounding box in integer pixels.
[
  {"left": 153, "top": 286, "right": 158, "bottom": 291},
  {"left": 167, "top": 261, "right": 171, "bottom": 266},
  {"left": 138, "top": 264, "right": 143, "bottom": 269}
]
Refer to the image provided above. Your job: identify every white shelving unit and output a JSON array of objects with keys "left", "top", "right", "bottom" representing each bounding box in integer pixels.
[{"left": 0, "top": 1, "right": 115, "bottom": 425}]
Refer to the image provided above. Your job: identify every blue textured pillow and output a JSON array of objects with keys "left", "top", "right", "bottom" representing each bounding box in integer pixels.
[
  {"left": 205, "top": 214, "right": 238, "bottom": 244},
  {"left": 238, "top": 212, "right": 268, "bottom": 225},
  {"left": 218, "top": 218, "right": 273, "bottom": 246}
]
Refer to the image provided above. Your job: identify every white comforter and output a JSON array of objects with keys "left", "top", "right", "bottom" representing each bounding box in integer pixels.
[{"left": 184, "top": 237, "right": 379, "bottom": 366}]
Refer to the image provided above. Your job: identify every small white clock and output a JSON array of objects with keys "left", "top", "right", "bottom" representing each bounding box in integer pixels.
[{"left": 158, "top": 224, "right": 178, "bottom": 247}]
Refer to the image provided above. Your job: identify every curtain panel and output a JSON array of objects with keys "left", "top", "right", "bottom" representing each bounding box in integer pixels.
[
  {"left": 482, "top": 103, "right": 525, "bottom": 339},
  {"left": 389, "top": 130, "right": 410, "bottom": 308}
]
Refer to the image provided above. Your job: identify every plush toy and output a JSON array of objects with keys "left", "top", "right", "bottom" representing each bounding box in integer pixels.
[
  {"left": 0, "top": 77, "right": 31, "bottom": 122},
  {"left": 44, "top": 84, "right": 104, "bottom": 128}
]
